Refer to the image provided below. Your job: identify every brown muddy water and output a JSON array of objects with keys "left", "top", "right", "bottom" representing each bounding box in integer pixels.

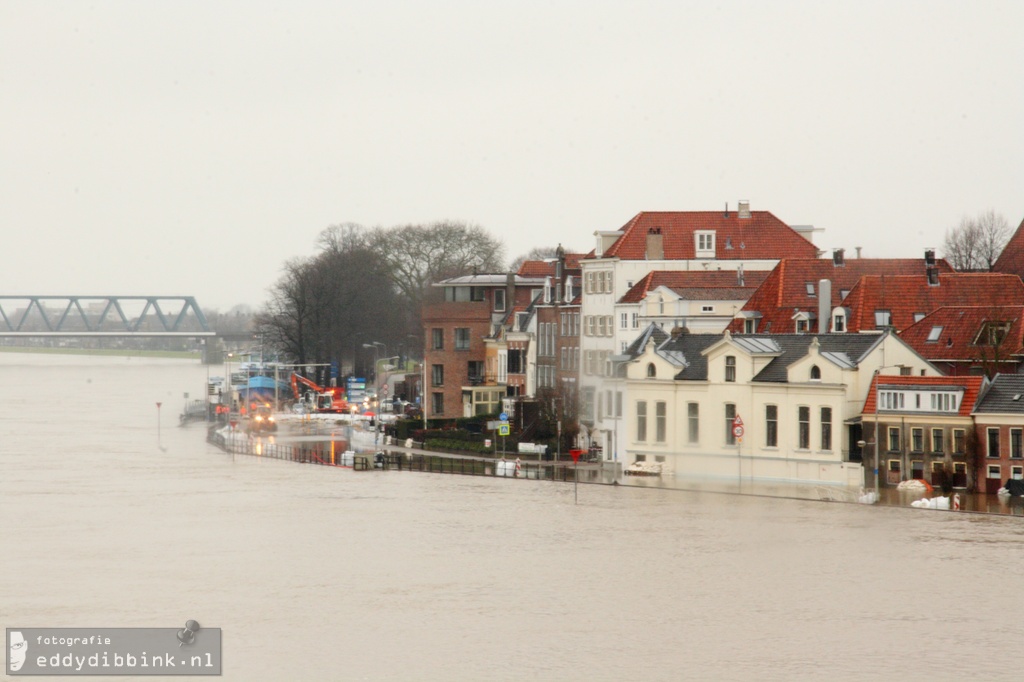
[{"left": 2, "top": 354, "right": 1023, "bottom": 681}]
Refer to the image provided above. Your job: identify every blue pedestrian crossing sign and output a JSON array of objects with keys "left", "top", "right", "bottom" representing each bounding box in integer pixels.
[{"left": 498, "top": 424, "right": 510, "bottom": 436}]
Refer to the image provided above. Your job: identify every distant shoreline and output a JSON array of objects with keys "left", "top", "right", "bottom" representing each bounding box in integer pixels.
[{"left": 0, "top": 346, "right": 199, "bottom": 359}]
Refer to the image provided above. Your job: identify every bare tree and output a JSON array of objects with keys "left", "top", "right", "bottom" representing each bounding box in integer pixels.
[
  {"left": 368, "top": 220, "right": 505, "bottom": 301},
  {"left": 366, "top": 220, "right": 505, "bottom": 341},
  {"left": 256, "top": 241, "right": 404, "bottom": 374},
  {"left": 509, "top": 246, "right": 560, "bottom": 273},
  {"left": 942, "top": 210, "right": 1011, "bottom": 271}
]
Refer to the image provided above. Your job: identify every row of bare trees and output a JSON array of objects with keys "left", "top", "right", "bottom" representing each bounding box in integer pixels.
[
  {"left": 254, "top": 221, "right": 505, "bottom": 375},
  {"left": 941, "top": 209, "right": 1013, "bottom": 271}
]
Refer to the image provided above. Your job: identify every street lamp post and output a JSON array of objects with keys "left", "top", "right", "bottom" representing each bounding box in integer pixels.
[
  {"left": 362, "top": 342, "right": 387, "bottom": 387},
  {"left": 226, "top": 352, "right": 234, "bottom": 412}
]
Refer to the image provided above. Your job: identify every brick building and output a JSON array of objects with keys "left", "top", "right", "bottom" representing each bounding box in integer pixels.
[
  {"left": 421, "top": 272, "right": 544, "bottom": 420},
  {"left": 971, "top": 374, "right": 1024, "bottom": 494},
  {"left": 861, "top": 374, "right": 985, "bottom": 490}
]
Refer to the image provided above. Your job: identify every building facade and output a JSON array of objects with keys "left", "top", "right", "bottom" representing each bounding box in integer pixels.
[
  {"left": 579, "top": 204, "right": 821, "bottom": 462},
  {"left": 421, "top": 273, "right": 543, "bottom": 420},
  {"left": 861, "top": 374, "right": 985, "bottom": 490},
  {"left": 620, "top": 328, "right": 937, "bottom": 486}
]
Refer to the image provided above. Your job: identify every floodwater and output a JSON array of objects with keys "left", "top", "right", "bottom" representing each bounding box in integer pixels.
[{"left": 3, "top": 353, "right": 1024, "bottom": 681}]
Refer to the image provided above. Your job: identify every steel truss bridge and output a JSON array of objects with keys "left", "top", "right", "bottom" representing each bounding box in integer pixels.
[{"left": 0, "top": 296, "right": 213, "bottom": 337}]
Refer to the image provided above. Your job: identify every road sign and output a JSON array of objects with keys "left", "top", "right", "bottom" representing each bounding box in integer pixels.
[
  {"left": 569, "top": 449, "right": 584, "bottom": 463},
  {"left": 733, "top": 415, "right": 743, "bottom": 427},
  {"left": 499, "top": 412, "right": 508, "bottom": 421},
  {"left": 498, "top": 424, "right": 510, "bottom": 436},
  {"left": 733, "top": 425, "right": 744, "bottom": 438}
]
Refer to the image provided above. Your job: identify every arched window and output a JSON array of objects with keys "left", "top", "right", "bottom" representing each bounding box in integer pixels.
[
  {"left": 647, "top": 363, "right": 656, "bottom": 378},
  {"left": 810, "top": 365, "right": 821, "bottom": 381}
]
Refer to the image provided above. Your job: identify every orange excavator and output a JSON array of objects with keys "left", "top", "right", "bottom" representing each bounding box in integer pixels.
[{"left": 290, "top": 373, "right": 349, "bottom": 413}]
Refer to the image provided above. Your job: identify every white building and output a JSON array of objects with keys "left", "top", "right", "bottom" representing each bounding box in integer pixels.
[
  {"left": 619, "top": 327, "right": 937, "bottom": 486},
  {"left": 578, "top": 204, "right": 821, "bottom": 461}
]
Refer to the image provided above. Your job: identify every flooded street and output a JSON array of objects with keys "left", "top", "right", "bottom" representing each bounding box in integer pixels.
[{"left": 3, "top": 353, "right": 1024, "bottom": 681}]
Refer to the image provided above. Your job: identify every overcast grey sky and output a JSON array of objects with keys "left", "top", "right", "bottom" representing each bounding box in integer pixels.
[{"left": 2, "top": 1, "right": 1022, "bottom": 311}]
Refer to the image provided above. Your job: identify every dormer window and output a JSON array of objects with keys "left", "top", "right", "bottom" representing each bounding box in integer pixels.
[
  {"left": 874, "top": 310, "right": 892, "bottom": 328},
  {"left": 647, "top": 363, "right": 656, "bottom": 378},
  {"left": 695, "top": 231, "right": 715, "bottom": 258},
  {"left": 810, "top": 365, "right": 821, "bottom": 381},
  {"left": 975, "top": 321, "right": 1011, "bottom": 346}
]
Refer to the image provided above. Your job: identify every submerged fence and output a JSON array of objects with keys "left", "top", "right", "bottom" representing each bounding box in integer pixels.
[{"left": 206, "top": 426, "right": 593, "bottom": 481}]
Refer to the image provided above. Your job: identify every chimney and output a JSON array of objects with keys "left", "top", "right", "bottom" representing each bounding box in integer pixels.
[
  {"left": 927, "top": 267, "right": 939, "bottom": 286},
  {"left": 737, "top": 264, "right": 745, "bottom": 287},
  {"left": 925, "top": 249, "right": 936, "bottom": 267},
  {"left": 855, "top": 246, "right": 862, "bottom": 259},
  {"left": 724, "top": 202, "right": 729, "bottom": 217},
  {"left": 646, "top": 227, "right": 664, "bottom": 260},
  {"left": 738, "top": 200, "right": 751, "bottom": 219},
  {"left": 506, "top": 272, "right": 515, "bottom": 309},
  {"left": 818, "top": 279, "right": 832, "bottom": 334},
  {"left": 833, "top": 248, "right": 845, "bottom": 266}
]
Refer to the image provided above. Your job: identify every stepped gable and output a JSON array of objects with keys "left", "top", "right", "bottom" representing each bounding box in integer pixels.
[
  {"left": 598, "top": 211, "right": 818, "bottom": 260},
  {"left": 897, "top": 306, "right": 1024, "bottom": 361},
  {"left": 516, "top": 253, "right": 586, "bottom": 277},
  {"left": 618, "top": 269, "right": 770, "bottom": 304},
  {"left": 862, "top": 374, "right": 984, "bottom": 416},
  {"left": 843, "top": 273, "right": 1024, "bottom": 333},
  {"left": 992, "top": 216, "right": 1024, "bottom": 276},
  {"left": 728, "top": 257, "right": 954, "bottom": 334}
]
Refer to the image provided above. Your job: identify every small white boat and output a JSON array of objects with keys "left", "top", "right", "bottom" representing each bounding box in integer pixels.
[{"left": 625, "top": 462, "right": 662, "bottom": 477}]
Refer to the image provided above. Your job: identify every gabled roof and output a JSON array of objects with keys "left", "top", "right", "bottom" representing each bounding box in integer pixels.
[
  {"left": 619, "top": 270, "right": 770, "bottom": 304},
  {"left": 733, "top": 333, "right": 883, "bottom": 383},
  {"left": 897, "top": 306, "right": 1024, "bottom": 362},
  {"left": 594, "top": 211, "right": 819, "bottom": 261},
  {"left": 728, "top": 257, "right": 954, "bottom": 334},
  {"left": 973, "top": 374, "right": 1024, "bottom": 414},
  {"left": 622, "top": 324, "right": 670, "bottom": 358},
  {"left": 992, "top": 216, "right": 1024, "bottom": 275},
  {"left": 862, "top": 374, "right": 985, "bottom": 416},
  {"left": 843, "top": 273, "right": 1024, "bottom": 333},
  {"left": 634, "top": 331, "right": 882, "bottom": 382}
]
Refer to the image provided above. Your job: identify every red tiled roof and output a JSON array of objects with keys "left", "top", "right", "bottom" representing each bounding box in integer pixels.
[
  {"left": 862, "top": 374, "right": 985, "bottom": 416},
  {"left": 619, "top": 270, "right": 770, "bottom": 304},
  {"left": 992, "top": 216, "right": 1024, "bottom": 275},
  {"left": 595, "top": 211, "right": 818, "bottom": 260},
  {"left": 727, "top": 258, "right": 954, "bottom": 334},
  {"left": 897, "top": 306, "right": 1024, "bottom": 361},
  {"left": 844, "top": 273, "right": 1024, "bottom": 333},
  {"left": 516, "top": 255, "right": 586, "bottom": 278}
]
